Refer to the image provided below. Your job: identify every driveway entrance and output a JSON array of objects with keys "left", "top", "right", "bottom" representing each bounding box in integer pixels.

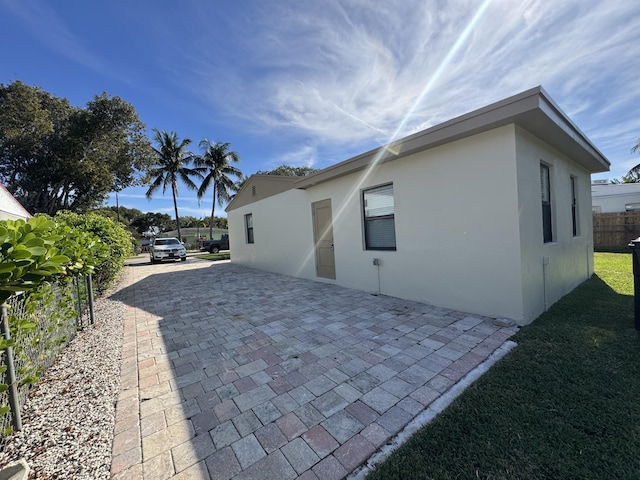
[{"left": 110, "top": 256, "right": 516, "bottom": 479}]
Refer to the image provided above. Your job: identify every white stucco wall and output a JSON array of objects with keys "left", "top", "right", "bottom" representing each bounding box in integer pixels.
[
  {"left": 228, "top": 188, "right": 317, "bottom": 279},
  {"left": 301, "top": 126, "right": 525, "bottom": 321},
  {"left": 591, "top": 183, "right": 640, "bottom": 213},
  {"left": 515, "top": 127, "right": 593, "bottom": 322},
  {"left": 228, "top": 125, "right": 595, "bottom": 325},
  {"left": 0, "top": 184, "right": 30, "bottom": 220}
]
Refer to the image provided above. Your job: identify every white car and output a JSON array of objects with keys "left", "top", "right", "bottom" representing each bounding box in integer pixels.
[{"left": 149, "top": 237, "right": 187, "bottom": 263}]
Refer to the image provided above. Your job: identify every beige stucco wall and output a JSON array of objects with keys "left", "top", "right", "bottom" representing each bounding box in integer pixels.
[
  {"left": 515, "top": 127, "right": 593, "bottom": 322},
  {"left": 228, "top": 125, "right": 594, "bottom": 325}
]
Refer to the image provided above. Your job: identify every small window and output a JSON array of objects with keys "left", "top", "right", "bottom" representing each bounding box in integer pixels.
[
  {"left": 570, "top": 176, "right": 579, "bottom": 236},
  {"left": 363, "top": 183, "right": 396, "bottom": 250},
  {"left": 245, "top": 213, "right": 254, "bottom": 244},
  {"left": 541, "top": 164, "right": 553, "bottom": 243}
]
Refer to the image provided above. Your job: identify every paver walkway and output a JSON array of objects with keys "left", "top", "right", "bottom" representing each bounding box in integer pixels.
[{"left": 110, "top": 255, "right": 517, "bottom": 479}]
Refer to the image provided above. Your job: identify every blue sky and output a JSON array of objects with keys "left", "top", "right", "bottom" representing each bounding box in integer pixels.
[{"left": 1, "top": 0, "right": 639, "bottom": 218}]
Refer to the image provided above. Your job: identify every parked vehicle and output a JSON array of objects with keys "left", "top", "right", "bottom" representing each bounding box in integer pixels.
[
  {"left": 199, "top": 234, "right": 229, "bottom": 254},
  {"left": 150, "top": 237, "right": 187, "bottom": 263}
]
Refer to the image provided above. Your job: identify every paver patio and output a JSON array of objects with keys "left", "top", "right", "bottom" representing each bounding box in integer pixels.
[{"left": 110, "top": 255, "right": 517, "bottom": 479}]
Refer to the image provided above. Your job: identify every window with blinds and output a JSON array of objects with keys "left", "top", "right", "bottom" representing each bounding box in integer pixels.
[{"left": 363, "top": 183, "right": 396, "bottom": 250}]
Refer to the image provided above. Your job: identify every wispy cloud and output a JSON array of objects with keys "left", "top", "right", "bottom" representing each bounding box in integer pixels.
[
  {"left": 0, "top": 0, "right": 103, "bottom": 73},
  {"left": 176, "top": 0, "right": 639, "bottom": 167}
]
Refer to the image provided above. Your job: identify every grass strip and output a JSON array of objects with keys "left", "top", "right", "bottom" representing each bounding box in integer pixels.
[
  {"left": 193, "top": 252, "right": 230, "bottom": 261},
  {"left": 367, "top": 252, "right": 640, "bottom": 480}
]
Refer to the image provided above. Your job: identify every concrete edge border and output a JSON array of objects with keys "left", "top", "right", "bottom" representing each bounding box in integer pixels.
[
  {"left": 348, "top": 339, "right": 519, "bottom": 479},
  {"left": 0, "top": 458, "right": 29, "bottom": 480}
]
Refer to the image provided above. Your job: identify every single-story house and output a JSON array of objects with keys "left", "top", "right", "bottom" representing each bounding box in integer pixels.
[
  {"left": 591, "top": 181, "right": 640, "bottom": 213},
  {"left": 0, "top": 183, "right": 31, "bottom": 220},
  {"left": 226, "top": 86, "right": 610, "bottom": 325}
]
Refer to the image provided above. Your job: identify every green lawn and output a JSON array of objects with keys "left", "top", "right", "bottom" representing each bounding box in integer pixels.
[
  {"left": 193, "top": 252, "right": 230, "bottom": 261},
  {"left": 367, "top": 252, "right": 640, "bottom": 480}
]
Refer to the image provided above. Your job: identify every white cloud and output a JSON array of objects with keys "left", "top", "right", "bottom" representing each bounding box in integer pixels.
[{"left": 176, "top": 0, "right": 639, "bottom": 171}]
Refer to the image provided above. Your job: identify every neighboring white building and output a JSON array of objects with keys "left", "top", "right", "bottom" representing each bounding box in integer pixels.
[
  {"left": 0, "top": 183, "right": 30, "bottom": 220},
  {"left": 591, "top": 181, "right": 640, "bottom": 213},
  {"left": 226, "top": 87, "right": 610, "bottom": 325}
]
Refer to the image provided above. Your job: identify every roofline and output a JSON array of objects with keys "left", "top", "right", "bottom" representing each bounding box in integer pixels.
[
  {"left": 0, "top": 182, "right": 31, "bottom": 217},
  {"left": 294, "top": 86, "right": 610, "bottom": 189},
  {"left": 225, "top": 175, "right": 300, "bottom": 212}
]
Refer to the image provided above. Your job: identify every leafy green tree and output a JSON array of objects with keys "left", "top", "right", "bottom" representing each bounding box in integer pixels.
[
  {"left": 255, "top": 165, "right": 319, "bottom": 176},
  {"left": 234, "top": 164, "right": 318, "bottom": 192},
  {"left": 195, "top": 140, "right": 242, "bottom": 239},
  {"left": 130, "top": 211, "right": 175, "bottom": 235},
  {"left": 146, "top": 130, "right": 201, "bottom": 243},
  {"left": 0, "top": 81, "right": 155, "bottom": 214}
]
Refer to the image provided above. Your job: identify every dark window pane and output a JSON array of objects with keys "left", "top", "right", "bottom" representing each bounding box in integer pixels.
[
  {"left": 365, "top": 217, "right": 396, "bottom": 250},
  {"left": 245, "top": 214, "right": 254, "bottom": 244}
]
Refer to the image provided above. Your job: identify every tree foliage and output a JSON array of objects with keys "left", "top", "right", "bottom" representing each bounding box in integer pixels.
[
  {"left": 0, "top": 217, "right": 70, "bottom": 304},
  {"left": 129, "top": 211, "right": 175, "bottom": 235},
  {"left": 255, "top": 165, "right": 319, "bottom": 176},
  {"left": 0, "top": 80, "right": 155, "bottom": 214},
  {"left": 236, "top": 164, "right": 319, "bottom": 191},
  {"left": 195, "top": 140, "right": 242, "bottom": 239}
]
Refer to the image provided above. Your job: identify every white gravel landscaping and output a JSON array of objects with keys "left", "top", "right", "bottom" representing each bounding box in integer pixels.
[{"left": 0, "top": 274, "right": 127, "bottom": 479}]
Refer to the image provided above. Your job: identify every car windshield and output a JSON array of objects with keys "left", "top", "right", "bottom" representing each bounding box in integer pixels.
[{"left": 155, "top": 239, "right": 180, "bottom": 246}]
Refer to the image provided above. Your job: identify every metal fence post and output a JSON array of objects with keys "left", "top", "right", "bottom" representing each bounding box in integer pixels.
[
  {"left": 1, "top": 302, "right": 22, "bottom": 431},
  {"left": 86, "top": 274, "right": 95, "bottom": 325},
  {"left": 75, "top": 276, "right": 83, "bottom": 327}
]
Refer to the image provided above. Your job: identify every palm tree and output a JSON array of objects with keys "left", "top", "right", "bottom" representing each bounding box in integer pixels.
[
  {"left": 195, "top": 140, "right": 242, "bottom": 239},
  {"left": 146, "top": 129, "right": 202, "bottom": 243},
  {"left": 625, "top": 138, "right": 640, "bottom": 180}
]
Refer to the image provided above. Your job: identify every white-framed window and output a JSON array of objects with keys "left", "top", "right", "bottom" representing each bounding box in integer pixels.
[
  {"left": 540, "top": 164, "right": 553, "bottom": 243},
  {"left": 245, "top": 213, "right": 254, "bottom": 244},
  {"left": 363, "top": 183, "right": 396, "bottom": 251},
  {"left": 570, "top": 175, "right": 579, "bottom": 237}
]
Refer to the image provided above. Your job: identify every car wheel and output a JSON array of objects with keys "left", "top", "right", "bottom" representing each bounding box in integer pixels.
[
  {"left": 181, "top": 257, "right": 186, "bottom": 262},
  {"left": 209, "top": 246, "right": 220, "bottom": 254}
]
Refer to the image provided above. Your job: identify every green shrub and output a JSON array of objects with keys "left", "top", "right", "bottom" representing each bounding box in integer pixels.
[
  {"left": 54, "top": 211, "right": 134, "bottom": 292},
  {"left": 0, "top": 216, "right": 70, "bottom": 304}
]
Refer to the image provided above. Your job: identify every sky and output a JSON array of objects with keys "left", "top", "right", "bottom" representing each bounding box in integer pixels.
[{"left": 1, "top": 0, "right": 639, "bottom": 218}]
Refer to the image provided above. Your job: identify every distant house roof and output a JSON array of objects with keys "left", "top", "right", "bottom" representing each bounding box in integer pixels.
[
  {"left": 227, "top": 86, "right": 610, "bottom": 211},
  {"left": 0, "top": 183, "right": 31, "bottom": 220}
]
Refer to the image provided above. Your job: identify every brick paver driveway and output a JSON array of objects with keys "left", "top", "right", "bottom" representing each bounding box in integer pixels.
[{"left": 110, "top": 255, "right": 516, "bottom": 479}]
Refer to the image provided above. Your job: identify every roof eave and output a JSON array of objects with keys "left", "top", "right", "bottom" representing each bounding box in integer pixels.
[{"left": 295, "top": 86, "right": 610, "bottom": 189}]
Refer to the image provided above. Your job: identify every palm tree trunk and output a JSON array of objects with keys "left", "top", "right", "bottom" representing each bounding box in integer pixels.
[
  {"left": 209, "top": 184, "right": 216, "bottom": 239},
  {"left": 172, "top": 182, "right": 182, "bottom": 243}
]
